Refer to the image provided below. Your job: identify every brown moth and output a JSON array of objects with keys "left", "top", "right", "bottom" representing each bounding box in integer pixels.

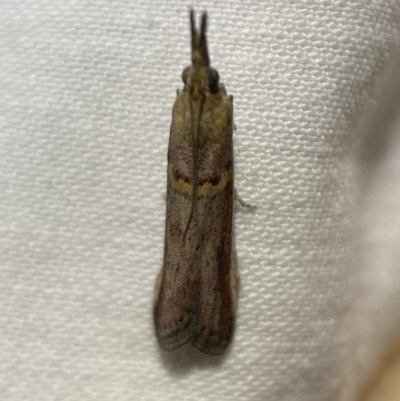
[{"left": 153, "top": 10, "right": 238, "bottom": 356}]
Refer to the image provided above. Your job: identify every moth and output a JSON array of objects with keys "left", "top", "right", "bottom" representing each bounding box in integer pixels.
[{"left": 153, "top": 10, "right": 238, "bottom": 356}]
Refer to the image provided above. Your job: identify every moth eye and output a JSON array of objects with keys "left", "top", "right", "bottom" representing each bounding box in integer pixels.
[
  {"left": 208, "top": 67, "right": 219, "bottom": 93},
  {"left": 182, "top": 66, "right": 190, "bottom": 85}
]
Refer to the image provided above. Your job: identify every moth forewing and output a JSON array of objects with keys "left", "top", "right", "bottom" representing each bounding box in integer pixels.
[{"left": 153, "top": 10, "right": 238, "bottom": 356}]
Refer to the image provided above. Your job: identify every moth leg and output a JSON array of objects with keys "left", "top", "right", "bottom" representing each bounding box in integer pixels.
[{"left": 234, "top": 188, "right": 256, "bottom": 209}]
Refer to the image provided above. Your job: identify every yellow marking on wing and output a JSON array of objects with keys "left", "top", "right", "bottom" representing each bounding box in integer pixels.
[
  {"left": 172, "top": 92, "right": 186, "bottom": 142},
  {"left": 167, "top": 164, "right": 232, "bottom": 197}
]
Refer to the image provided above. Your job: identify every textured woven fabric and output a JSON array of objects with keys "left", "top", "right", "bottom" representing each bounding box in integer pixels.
[
  {"left": 342, "top": 53, "right": 400, "bottom": 401},
  {"left": 1, "top": 1, "right": 400, "bottom": 400}
]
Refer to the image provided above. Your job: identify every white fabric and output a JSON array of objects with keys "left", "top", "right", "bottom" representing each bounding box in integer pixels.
[
  {"left": 342, "top": 54, "right": 400, "bottom": 401},
  {"left": 1, "top": 1, "right": 399, "bottom": 400}
]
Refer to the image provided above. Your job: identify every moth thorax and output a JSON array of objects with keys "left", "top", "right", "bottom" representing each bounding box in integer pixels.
[{"left": 189, "top": 84, "right": 206, "bottom": 101}]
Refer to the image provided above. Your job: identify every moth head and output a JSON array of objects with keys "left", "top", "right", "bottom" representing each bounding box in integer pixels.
[
  {"left": 182, "top": 65, "right": 219, "bottom": 94},
  {"left": 182, "top": 10, "right": 220, "bottom": 96}
]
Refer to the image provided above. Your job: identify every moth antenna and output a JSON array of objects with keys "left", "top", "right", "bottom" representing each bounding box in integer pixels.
[
  {"left": 190, "top": 9, "right": 197, "bottom": 61},
  {"left": 199, "top": 12, "right": 210, "bottom": 66},
  {"left": 190, "top": 10, "right": 210, "bottom": 67}
]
